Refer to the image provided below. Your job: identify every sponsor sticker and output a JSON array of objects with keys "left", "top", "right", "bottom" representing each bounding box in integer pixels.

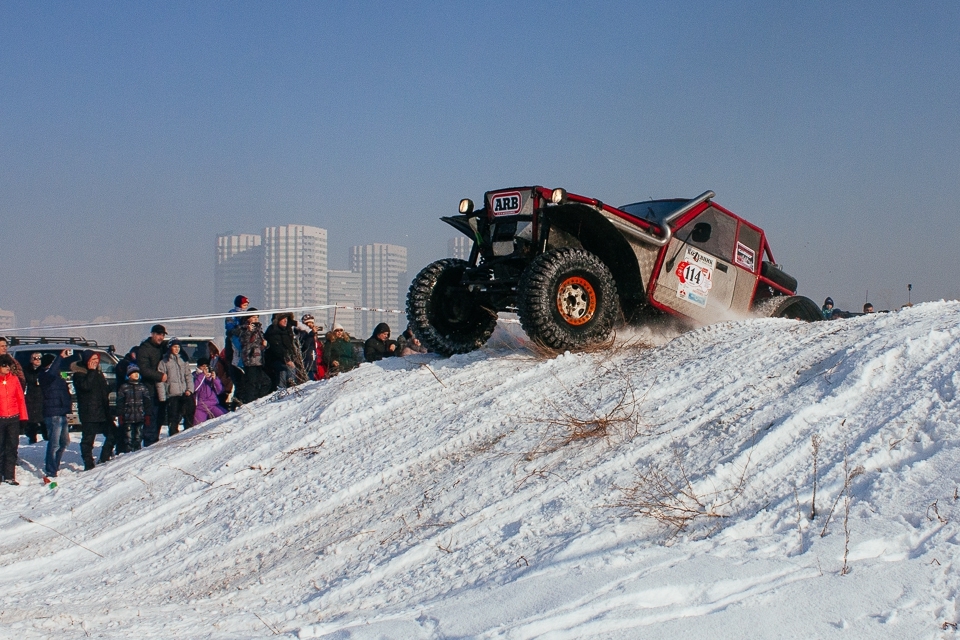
[
  {"left": 490, "top": 191, "right": 522, "bottom": 217},
  {"left": 735, "top": 242, "right": 756, "bottom": 271},
  {"left": 675, "top": 246, "right": 714, "bottom": 307}
]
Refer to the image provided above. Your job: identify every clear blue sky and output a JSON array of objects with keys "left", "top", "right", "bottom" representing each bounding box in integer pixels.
[{"left": 2, "top": 0, "right": 958, "bottom": 323}]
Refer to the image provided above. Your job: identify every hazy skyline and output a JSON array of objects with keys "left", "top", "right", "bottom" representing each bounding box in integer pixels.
[{"left": 3, "top": 1, "right": 959, "bottom": 326}]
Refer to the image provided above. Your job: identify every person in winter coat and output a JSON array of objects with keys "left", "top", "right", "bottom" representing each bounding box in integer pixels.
[
  {"left": 137, "top": 325, "right": 168, "bottom": 446},
  {"left": 0, "top": 354, "right": 29, "bottom": 485},
  {"left": 399, "top": 329, "right": 428, "bottom": 356},
  {"left": 22, "top": 352, "right": 46, "bottom": 443},
  {"left": 71, "top": 350, "right": 113, "bottom": 470},
  {"left": 265, "top": 313, "right": 298, "bottom": 389},
  {"left": 115, "top": 364, "right": 153, "bottom": 452},
  {"left": 364, "top": 323, "right": 398, "bottom": 362},
  {"left": 192, "top": 358, "right": 226, "bottom": 425},
  {"left": 39, "top": 351, "right": 72, "bottom": 477},
  {"left": 323, "top": 324, "right": 358, "bottom": 378},
  {"left": 224, "top": 295, "right": 249, "bottom": 387},
  {"left": 299, "top": 314, "right": 326, "bottom": 381},
  {"left": 234, "top": 310, "right": 271, "bottom": 403},
  {"left": 205, "top": 342, "right": 233, "bottom": 410},
  {"left": 821, "top": 297, "right": 835, "bottom": 320},
  {"left": 158, "top": 340, "right": 194, "bottom": 436}
]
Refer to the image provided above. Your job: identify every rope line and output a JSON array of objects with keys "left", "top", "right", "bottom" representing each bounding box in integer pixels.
[{"left": 7, "top": 304, "right": 407, "bottom": 334}]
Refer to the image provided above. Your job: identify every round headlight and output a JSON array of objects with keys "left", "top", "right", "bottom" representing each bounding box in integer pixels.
[
  {"left": 551, "top": 188, "right": 567, "bottom": 204},
  {"left": 459, "top": 198, "right": 474, "bottom": 214}
]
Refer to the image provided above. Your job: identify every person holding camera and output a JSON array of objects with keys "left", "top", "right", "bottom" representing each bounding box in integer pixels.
[{"left": 192, "top": 358, "right": 226, "bottom": 425}]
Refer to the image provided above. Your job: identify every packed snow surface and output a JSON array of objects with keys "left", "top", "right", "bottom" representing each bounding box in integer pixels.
[{"left": 4, "top": 302, "right": 960, "bottom": 639}]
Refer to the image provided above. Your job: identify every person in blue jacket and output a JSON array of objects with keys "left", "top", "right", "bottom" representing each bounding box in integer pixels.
[{"left": 38, "top": 350, "right": 72, "bottom": 478}]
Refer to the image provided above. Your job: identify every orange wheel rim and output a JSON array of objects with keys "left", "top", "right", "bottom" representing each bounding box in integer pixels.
[{"left": 556, "top": 276, "right": 597, "bottom": 326}]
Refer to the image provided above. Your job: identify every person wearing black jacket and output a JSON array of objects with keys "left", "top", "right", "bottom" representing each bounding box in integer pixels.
[
  {"left": 71, "top": 349, "right": 113, "bottom": 470},
  {"left": 364, "top": 323, "right": 398, "bottom": 362},
  {"left": 264, "top": 313, "right": 297, "bottom": 389},
  {"left": 22, "top": 352, "right": 46, "bottom": 443},
  {"left": 137, "top": 325, "right": 168, "bottom": 446}
]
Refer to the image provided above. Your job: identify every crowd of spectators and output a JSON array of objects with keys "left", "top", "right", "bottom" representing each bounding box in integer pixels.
[{"left": 0, "top": 294, "right": 432, "bottom": 485}]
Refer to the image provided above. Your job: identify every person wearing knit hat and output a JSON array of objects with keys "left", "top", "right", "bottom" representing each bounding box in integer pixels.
[
  {"left": 225, "top": 295, "right": 252, "bottom": 394},
  {"left": 322, "top": 323, "right": 357, "bottom": 378},
  {"left": 821, "top": 297, "right": 835, "bottom": 320},
  {"left": 115, "top": 361, "right": 153, "bottom": 453}
]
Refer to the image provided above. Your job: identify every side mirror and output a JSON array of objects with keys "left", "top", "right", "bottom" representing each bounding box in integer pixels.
[{"left": 691, "top": 222, "right": 712, "bottom": 243}]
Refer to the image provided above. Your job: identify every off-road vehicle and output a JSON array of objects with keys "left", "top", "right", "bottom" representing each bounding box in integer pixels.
[{"left": 407, "top": 187, "right": 820, "bottom": 355}]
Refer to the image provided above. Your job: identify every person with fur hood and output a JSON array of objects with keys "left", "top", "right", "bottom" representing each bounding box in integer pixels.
[
  {"left": 298, "top": 314, "right": 326, "bottom": 380},
  {"left": 71, "top": 349, "right": 113, "bottom": 470},
  {"left": 322, "top": 324, "right": 357, "bottom": 378},
  {"left": 0, "top": 354, "right": 29, "bottom": 485},
  {"left": 158, "top": 339, "right": 194, "bottom": 436}
]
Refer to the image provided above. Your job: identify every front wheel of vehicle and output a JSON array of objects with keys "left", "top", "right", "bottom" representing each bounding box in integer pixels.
[
  {"left": 517, "top": 248, "right": 620, "bottom": 350},
  {"left": 406, "top": 259, "right": 498, "bottom": 357}
]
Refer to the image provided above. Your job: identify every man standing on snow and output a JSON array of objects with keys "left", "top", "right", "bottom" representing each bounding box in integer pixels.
[{"left": 137, "top": 325, "right": 168, "bottom": 446}]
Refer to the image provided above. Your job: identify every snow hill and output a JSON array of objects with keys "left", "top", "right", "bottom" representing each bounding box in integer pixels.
[{"left": 4, "top": 302, "right": 960, "bottom": 639}]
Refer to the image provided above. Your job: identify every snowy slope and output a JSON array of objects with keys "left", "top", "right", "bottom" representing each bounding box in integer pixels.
[{"left": 3, "top": 302, "right": 960, "bottom": 639}]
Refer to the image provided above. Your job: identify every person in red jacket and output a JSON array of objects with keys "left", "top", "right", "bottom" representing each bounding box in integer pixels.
[{"left": 0, "top": 354, "right": 29, "bottom": 485}]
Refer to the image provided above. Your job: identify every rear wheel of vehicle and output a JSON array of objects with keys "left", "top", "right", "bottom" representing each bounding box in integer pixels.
[
  {"left": 517, "top": 248, "right": 620, "bottom": 350},
  {"left": 406, "top": 259, "right": 498, "bottom": 357},
  {"left": 755, "top": 295, "right": 822, "bottom": 322}
]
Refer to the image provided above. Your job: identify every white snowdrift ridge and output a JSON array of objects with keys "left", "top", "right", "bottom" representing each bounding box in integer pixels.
[{"left": 3, "top": 302, "right": 960, "bottom": 639}]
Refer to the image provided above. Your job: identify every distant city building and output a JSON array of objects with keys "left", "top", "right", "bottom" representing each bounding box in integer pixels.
[
  {"left": 0, "top": 308, "right": 15, "bottom": 332},
  {"left": 448, "top": 236, "right": 472, "bottom": 261},
  {"left": 263, "top": 225, "right": 328, "bottom": 310},
  {"left": 350, "top": 243, "right": 408, "bottom": 336},
  {"left": 326, "top": 270, "right": 362, "bottom": 336},
  {"left": 215, "top": 234, "right": 264, "bottom": 311}
]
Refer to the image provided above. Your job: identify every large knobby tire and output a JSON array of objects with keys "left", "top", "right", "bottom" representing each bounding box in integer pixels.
[
  {"left": 406, "top": 259, "right": 498, "bottom": 356},
  {"left": 517, "top": 248, "right": 620, "bottom": 350},
  {"left": 755, "top": 295, "right": 822, "bottom": 322}
]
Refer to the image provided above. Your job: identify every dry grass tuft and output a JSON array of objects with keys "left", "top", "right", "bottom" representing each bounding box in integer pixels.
[
  {"left": 616, "top": 447, "right": 751, "bottom": 536},
  {"left": 522, "top": 363, "right": 653, "bottom": 460}
]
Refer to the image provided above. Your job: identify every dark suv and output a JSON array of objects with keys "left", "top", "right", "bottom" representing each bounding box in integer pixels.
[{"left": 6, "top": 336, "right": 119, "bottom": 428}]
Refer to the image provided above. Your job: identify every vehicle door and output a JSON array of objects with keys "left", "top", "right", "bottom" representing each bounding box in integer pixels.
[{"left": 651, "top": 206, "right": 741, "bottom": 323}]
